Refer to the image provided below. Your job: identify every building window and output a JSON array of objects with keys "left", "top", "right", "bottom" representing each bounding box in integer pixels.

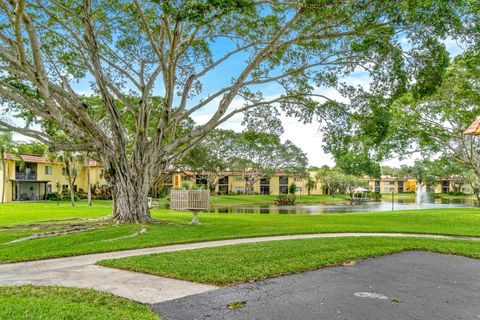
[
  {"left": 46, "top": 184, "right": 52, "bottom": 193},
  {"left": 279, "top": 176, "right": 289, "bottom": 194},
  {"left": 62, "top": 185, "right": 68, "bottom": 192},
  {"left": 383, "top": 181, "right": 395, "bottom": 185},
  {"left": 181, "top": 175, "right": 190, "bottom": 181},
  {"left": 297, "top": 187, "right": 303, "bottom": 193},
  {"left": 73, "top": 185, "right": 77, "bottom": 192},
  {"left": 294, "top": 177, "right": 302, "bottom": 182},
  {"left": 398, "top": 181, "right": 404, "bottom": 193},
  {"left": 218, "top": 176, "right": 228, "bottom": 185},
  {"left": 235, "top": 186, "right": 244, "bottom": 193},
  {"left": 196, "top": 175, "right": 208, "bottom": 186},
  {"left": 218, "top": 176, "right": 229, "bottom": 194},
  {"left": 260, "top": 178, "right": 270, "bottom": 195},
  {"left": 45, "top": 166, "right": 52, "bottom": 175}
]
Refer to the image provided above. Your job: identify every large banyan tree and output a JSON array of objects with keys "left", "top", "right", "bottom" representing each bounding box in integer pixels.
[{"left": 0, "top": 0, "right": 476, "bottom": 222}]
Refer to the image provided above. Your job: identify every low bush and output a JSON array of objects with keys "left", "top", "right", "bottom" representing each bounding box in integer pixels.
[
  {"left": 46, "top": 192, "right": 60, "bottom": 201},
  {"left": 368, "top": 192, "right": 381, "bottom": 201},
  {"left": 275, "top": 194, "right": 296, "bottom": 205}
]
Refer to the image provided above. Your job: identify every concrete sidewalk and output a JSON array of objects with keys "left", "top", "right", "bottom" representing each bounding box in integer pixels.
[{"left": 0, "top": 232, "right": 478, "bottom": 303}]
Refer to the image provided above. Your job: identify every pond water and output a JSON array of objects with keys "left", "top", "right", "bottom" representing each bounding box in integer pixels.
[{"left": 210, "top": 198, "right": 476, "bottom": 214}]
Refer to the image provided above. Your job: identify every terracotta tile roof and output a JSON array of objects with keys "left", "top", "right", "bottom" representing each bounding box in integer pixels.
[
  {"left": 465, "top": 118, "right": 480, "bottom": 135},
  {"left": 4, "top": 153, "right": 46, "bottom": 163}
]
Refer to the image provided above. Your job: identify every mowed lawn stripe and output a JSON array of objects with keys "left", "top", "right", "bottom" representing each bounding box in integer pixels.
[
  {"left": 98, "top": 236, "right": 480, "bottom": 286},
  {"left": 0, "top": 285, "right": 159, "bottom": 320}
]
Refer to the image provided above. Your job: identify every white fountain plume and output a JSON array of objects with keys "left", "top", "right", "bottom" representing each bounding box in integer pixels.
[{"left": 416, "top": 183, "right": 429, "bottom": 206}]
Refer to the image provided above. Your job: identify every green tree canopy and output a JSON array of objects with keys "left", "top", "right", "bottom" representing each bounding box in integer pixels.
[{"left": 0, "top": 0, "right": 476, "bottom": 221}]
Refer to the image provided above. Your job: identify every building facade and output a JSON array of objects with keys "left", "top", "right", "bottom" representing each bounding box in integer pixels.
[
  {"left": 3, "top": 153, "right": 474, "bottom": 202},
  {"left": 368, "top": 176, "right": 474, "bottom": 194},
  {"left": 170, "top": 170, "right": 324, "bottom": 196},
  {"left": 0, "top": 154, "right": 108, "bottom": 202}
]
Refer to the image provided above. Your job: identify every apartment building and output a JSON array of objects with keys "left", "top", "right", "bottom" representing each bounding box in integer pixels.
[
  {"left": 170, "top": 170, "right": 324, "bottom": 196},
  {"left": 368, "top": 176, "right": 474, "bottom": 194},
  {"left": 0, "top": 154, "right": 108, "bottom": 202}
]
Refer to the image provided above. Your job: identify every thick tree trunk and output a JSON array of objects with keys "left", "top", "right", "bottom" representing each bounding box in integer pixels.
[{"left": 110, "top": 168, "right": 154, "bottom": 223}]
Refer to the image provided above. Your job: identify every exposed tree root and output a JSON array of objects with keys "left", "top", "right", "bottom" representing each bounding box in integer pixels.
[
  {"left": 0, "top": 221, "right": 107, "bottom": 231},
  {"left": 107, "top": 216, "right": 180, "bottom": 226},
  {"left": 100, "top": 225, "right": 149, "bottom": 242},
  {"left": 1, "top": 227, "right": 96, "bottom": 245},
  {"left": 33, "top": 215, "right": 113, "bottom": 224}
]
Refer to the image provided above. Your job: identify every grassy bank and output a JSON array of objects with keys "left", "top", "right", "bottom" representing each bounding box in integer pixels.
[
  {"left": 210, "top": 194, "right": 351, "bottom": 206},
  {"left": 0, "top": 202, "right": 479, "bottom": 262},
  {"left": 99, "top": 236, "right": 480, "bottom": 286},
  {"left": 0, "top": 286, "right": 159, "bottom": 319}
]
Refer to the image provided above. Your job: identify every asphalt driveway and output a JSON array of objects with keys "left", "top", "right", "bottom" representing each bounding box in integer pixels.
[{"left": 153, "top": 251, "right": 480, "bottom": 320}]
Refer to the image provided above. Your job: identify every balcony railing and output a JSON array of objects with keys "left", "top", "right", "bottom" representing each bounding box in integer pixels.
[{"left": 15, "top": 172, "right": 38, "bottom": 180}]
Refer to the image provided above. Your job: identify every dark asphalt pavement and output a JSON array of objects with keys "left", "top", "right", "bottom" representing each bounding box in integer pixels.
[{"left": 152, "top": 251, "right": 480, "bottom": 320}]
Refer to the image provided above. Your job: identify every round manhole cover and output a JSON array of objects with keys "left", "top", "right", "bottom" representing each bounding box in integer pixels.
[{"left": 354, "top": 292, "right": 389, "bottom": 300}]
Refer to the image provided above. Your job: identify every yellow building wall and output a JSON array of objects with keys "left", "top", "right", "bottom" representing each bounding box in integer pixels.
[
  {"left": 0, "top": 158, "right": 110, "bottom": 202},
  {"left": 76, "top": 166, "right": 108, "bottom": 192},
  {"left": 169, "top": 171, "right": 326, "bottom": 196},
  {"left": 1, "top": 160, "right": 17, "bottom": 202}
]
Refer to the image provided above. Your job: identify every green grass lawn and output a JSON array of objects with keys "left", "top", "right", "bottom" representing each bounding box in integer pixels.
[
  {"left": 0, "top": 286, "right": 159, "bottom": 319},
  {"left": 433, "top": 193, "right": 476, "bottom": 200},
  {"left": 0, "top": 201, "right": 480, "bottom": 262},
  {"left": 0, "top": 200, "right": 113, "bottom": 225},
  {"left": 98, "top": 236, "right": 480, "bottom": 286}
]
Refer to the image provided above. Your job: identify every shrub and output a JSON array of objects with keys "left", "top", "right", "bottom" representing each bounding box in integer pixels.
[
  {"left": 275, "top": 194, "right": 296, "bottom": 205},
  {"left": 156, "top": 186, "right": 171, "bottom": 198},
  {"left": 289, "top": 183, "right": 297, "bottom": 194},
  {"left": 61, "top": 192, "right": 79, "bottom": 202},
  {"left": 448, "top": 191, "right": 466, "bottom": 196},
  {"left": 75, "top": 189, "right": 87, "bottom": 199},
  {"left": 368, "top": 192, "right": 381, "bottom": 201},
  {"left": 46, "top": 192, "right": 60, "bottom": 201},
  {"left": 92, "top": 186, "right": 112, "bottom": 200}
]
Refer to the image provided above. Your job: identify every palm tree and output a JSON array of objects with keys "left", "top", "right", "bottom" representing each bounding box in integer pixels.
[
  {"left": 305, "top": 177, "right": 317, "bottom": 196},
  {"left": 0, "top": 132, "right": 18, "bottom": 203}
]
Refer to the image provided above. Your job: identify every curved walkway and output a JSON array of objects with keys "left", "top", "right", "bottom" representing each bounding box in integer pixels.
[{"left": 0, "top": 232, "right": 479, "bottom": 304}]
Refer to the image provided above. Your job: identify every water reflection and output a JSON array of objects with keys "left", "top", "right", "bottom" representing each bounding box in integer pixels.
[{"left": 210, "top": 198, "right": 477, "bottom": 214}]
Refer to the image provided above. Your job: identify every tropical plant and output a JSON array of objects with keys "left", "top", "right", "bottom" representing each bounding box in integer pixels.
[
  {"left": 288, "top": 183, "right": 297, "bottom": 194},
  {"left": 305, "top": 177, "right": 317, "bottom": 196}
]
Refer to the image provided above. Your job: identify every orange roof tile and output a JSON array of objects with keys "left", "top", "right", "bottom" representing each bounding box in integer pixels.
[
  {"left": 4, "top": 153, "right": 46, "bottom": 163},
  {"left": 465, "top": 118, "right": 480, "bottom": 135}
]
